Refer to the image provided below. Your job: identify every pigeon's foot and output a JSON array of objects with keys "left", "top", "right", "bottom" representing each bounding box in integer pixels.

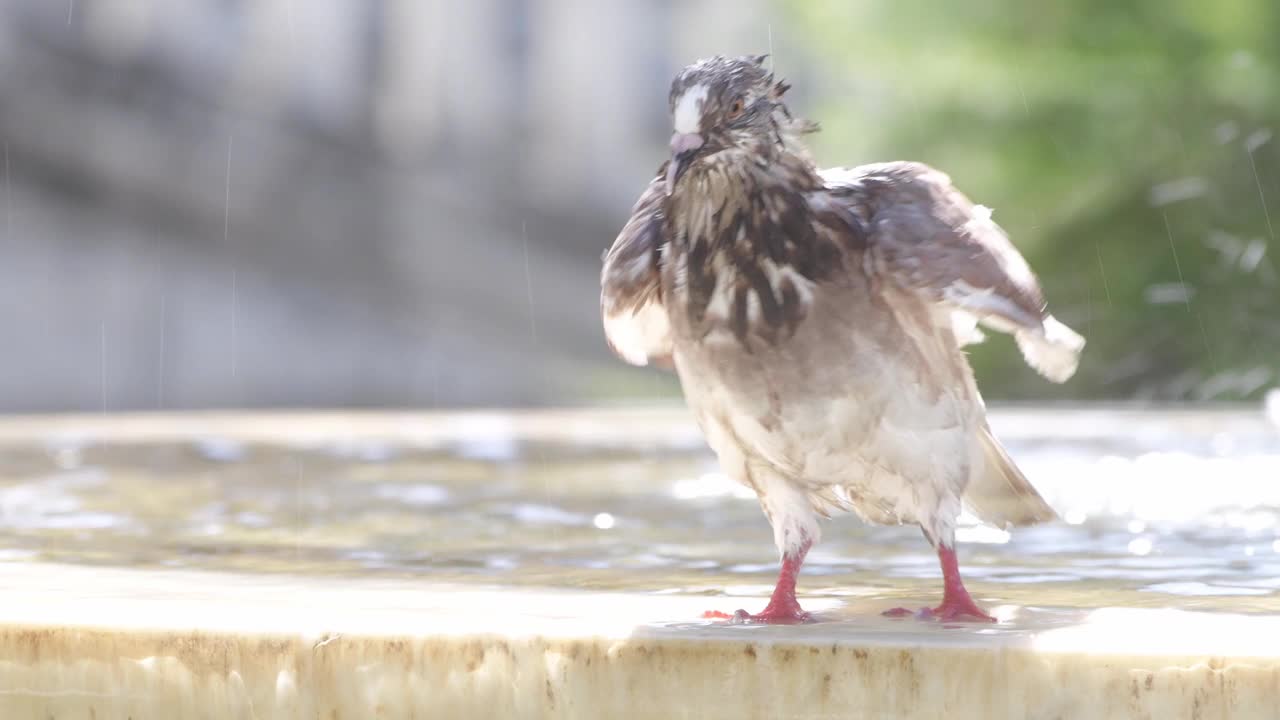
[
  {"left": 703, "top": 540, "right": 813, "bottom": 624},
  {"left": 882, "top": 544, "right": 996, "bottom": 623},
  {"left": 702, "top": 599, "right": 813, "bottom": 625},
  {"left": 928, "top": 593, "right": 995, "bottom": 622},
  {"left": 881, "top": 599, "right": 995, "bottom": 623}
]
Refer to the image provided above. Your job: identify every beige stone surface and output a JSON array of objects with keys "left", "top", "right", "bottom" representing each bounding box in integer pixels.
[{"left": 1, "top": 563, "right": 1278, "bottom": 720}]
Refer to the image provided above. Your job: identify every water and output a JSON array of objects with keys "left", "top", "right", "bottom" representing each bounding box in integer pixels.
[{"left": 0, "top": 408, "right": 1277, "bottom": 616}]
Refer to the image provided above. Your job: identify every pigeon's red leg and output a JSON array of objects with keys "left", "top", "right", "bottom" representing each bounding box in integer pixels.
[
  {"left": 703, "top": 540, "right": 813, "bottom": 624},
  {"left": 883, "top": 545, "right": 995, "bottom": 622},
  {"left": 928, "top": 545, "right": 995, "bottom": 621}
]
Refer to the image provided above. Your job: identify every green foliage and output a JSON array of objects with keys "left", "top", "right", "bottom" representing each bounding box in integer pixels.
[{"left": 788, "top": 0, "right": 1280, "bottom": 399}]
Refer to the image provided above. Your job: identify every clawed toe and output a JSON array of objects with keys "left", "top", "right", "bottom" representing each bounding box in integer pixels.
[
  {"left": 734, "top": 607, "right": 812, "bottom": 624},
  {"left": 883, "top": 604, "right": 995, "bottom": 623},
  {"left": 928, "top": 603, "right": 995, "bottom": 623},
  {"left": 881, "top": 606, "right": 920, "bottom": 618},
  {"left": 703, "top": 607, "right": 812, "bottom": 624},
  {"left": 881, "top": 545, "right": 998, "bottom": 623}
]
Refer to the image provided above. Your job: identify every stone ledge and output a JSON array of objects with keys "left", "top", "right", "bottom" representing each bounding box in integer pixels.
[{"left": 1, "top": 563, "right": 1276, "bottom": 719}]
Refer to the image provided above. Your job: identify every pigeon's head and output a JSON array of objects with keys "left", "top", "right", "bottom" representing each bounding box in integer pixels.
[{"left": 664, "top": 54, "right": 795, "bottom": 195}]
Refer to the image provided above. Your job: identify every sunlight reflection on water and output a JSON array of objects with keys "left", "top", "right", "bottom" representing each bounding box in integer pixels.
[{"left": 0, "top": 408, "right": 1276, "bottom": 614}]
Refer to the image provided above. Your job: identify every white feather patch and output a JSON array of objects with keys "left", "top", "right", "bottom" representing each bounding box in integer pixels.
[
  {"left": 603, "top": 302, "right": 672, "bottom": 366},
  {"left": 950, "top": 310, "right": 986, "bottom": 346},
  {"left": 673, "top": 85, "right": 708, "bottom": 135},
  {"left": 755, "top": 472, "right": 822, "bottom": 558},
  {"left": 1016, "top": 315, "right": 1085, "bottom": 383},
  {"left": 775, "top": 265, "right": 816, "bottom": 307},
  {"left": 817, "top": 167, "right": 865, "bottom": 187},
  {"left": 704, "top": 277, "right": 732, "bottom": 322}
]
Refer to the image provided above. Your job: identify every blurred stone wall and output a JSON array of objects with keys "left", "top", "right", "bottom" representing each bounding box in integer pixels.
[{"left": 0, "top": 0, "right": 793, "bottom": 411}]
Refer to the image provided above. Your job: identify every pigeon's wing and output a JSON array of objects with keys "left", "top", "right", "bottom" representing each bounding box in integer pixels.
[
  {"left": 811, "top": 162, "right": 1062, "bottom": 527},
  {"left": 600, "top": 174, "right": 673, "bottom": 367},
  {"left": 813, "top": 162, "right": 1084, "bottom": 383}
]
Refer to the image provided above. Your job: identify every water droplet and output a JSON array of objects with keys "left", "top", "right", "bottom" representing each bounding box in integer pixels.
[
  {"left": 1128, "top": 537, "right": 1154, "bottom": 556},
  {"left": 195, "top": 438, "right": 246, "bottom": 462},
  {"left": 593, "top": 512, "right": 616, "bottom": 530}
]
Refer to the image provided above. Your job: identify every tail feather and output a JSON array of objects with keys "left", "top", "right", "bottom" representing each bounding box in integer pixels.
[
  {"left": 1016, "top": 315, "right": 1085, "bottom": 383},
  {"left": 964, "top": 425, "right": 1057, "bottom": 528}
]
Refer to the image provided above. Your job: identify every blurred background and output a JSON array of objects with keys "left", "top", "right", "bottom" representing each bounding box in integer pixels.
[{"left": 0, "top": 0, "right": 1275, "bottom": 412}]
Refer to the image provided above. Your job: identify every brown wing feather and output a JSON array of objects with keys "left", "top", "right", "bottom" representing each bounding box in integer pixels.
[
  {"left": 968, "top": 424, "right": 1058, "bottom": 527},
  {"left": 600, "top": 173, "right": 674, "bottom": 367},
  {"left": 806, "top": 162, "right": 1064, "bottom": 528},
  {"left": 821, "top": 162, "right": 1047, "bottom": 328},
  {"left": 812, "top": 162, "right": 1084, "bottom": 382}
]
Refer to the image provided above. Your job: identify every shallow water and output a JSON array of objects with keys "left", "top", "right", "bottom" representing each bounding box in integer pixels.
[{"left": 0, "top": 408, "right": 1278, "bottom": 616}]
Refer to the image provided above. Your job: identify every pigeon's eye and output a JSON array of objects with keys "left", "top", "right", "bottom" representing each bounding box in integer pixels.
[{"left": 727, "top": 98, "right": 746, "bottom": 120}]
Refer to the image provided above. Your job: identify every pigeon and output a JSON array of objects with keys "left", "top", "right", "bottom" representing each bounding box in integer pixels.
[{"left": 600, "top": 55, "right": 1084, "bottom": 623}]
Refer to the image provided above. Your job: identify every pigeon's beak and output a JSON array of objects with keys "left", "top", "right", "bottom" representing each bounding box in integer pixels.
[{"left": 665, "top": 132, "right": 704, "bottom": 196}]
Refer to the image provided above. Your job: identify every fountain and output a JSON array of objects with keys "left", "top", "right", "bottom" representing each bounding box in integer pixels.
[{"left": 0, "top": 406, "right": 1277, "bottom": 718}]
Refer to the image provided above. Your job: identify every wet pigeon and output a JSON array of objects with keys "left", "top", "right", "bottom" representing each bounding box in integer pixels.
[{"left": 600, "top": 55, "right": 1084, "bottom": 623}]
